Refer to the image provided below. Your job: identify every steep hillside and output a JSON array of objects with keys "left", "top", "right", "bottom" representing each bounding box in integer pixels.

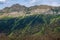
[{"left": 0, "top": 14, "right": 60, "bottom": 40}]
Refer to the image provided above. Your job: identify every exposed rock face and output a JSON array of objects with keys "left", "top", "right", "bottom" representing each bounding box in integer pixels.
[
  {"left": 0, "top": 4, "right": 26, "bottom": 13},
  {"left": 0, "top": 4, "right": 60, "bottom": 17},
  {"left": 29, "top": 5, "right": 52, "bottom": 14}
]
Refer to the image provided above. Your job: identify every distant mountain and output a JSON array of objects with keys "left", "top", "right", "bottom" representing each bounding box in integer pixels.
[
  {"left": 0, "top": 4, "right": 26, "bottom": 13},
  {"left": 0, "top": 4, "right": 60, "bottom": 17},
  {"left": 29, "top": 5, "right": 52, "bottom": 14}
]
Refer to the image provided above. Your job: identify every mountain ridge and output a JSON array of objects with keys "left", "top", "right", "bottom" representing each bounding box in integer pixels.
[
  {"left": 0, "top": 4, "right": 60, "bottom": 13},
  {"left": 0, "top": 4, "right": 60, "bottom": 17}
]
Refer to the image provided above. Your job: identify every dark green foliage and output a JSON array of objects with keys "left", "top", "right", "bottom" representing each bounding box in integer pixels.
[{"left": 0, "top": 14, "right": 60, "bottom": 40}]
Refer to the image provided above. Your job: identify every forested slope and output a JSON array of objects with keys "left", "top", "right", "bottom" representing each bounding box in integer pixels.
[{"left": 0, "top": 14, "right": 60, "bottom": 40}]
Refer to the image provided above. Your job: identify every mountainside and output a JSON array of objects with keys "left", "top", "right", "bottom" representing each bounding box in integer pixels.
[
  {"left": 0, "top": 4, "right": 60, "bottom": 40},
  {"left": 0, "top": 4, "right": 26, "bottom": 13},
  {"left": 0, "top": 4, "right": 60, "bottom": 16},
  {"left": 0, "top": 14, "right": 60, "bottom": 40},
  {"left": 29, "top": 5, "right": 52, "bottom": 14}
]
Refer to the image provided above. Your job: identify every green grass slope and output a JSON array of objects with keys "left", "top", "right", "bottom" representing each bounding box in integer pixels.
[{"left": 0, "top": 14, "right": 60, "bottom": 40}]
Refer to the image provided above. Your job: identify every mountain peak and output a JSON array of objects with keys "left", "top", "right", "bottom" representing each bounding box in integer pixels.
[
  {"left": 0, "top": 4, "right": 26, "bottom": 13},
  {"left": 0, "top": 4, "right": 60, "bottom": 15}
]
